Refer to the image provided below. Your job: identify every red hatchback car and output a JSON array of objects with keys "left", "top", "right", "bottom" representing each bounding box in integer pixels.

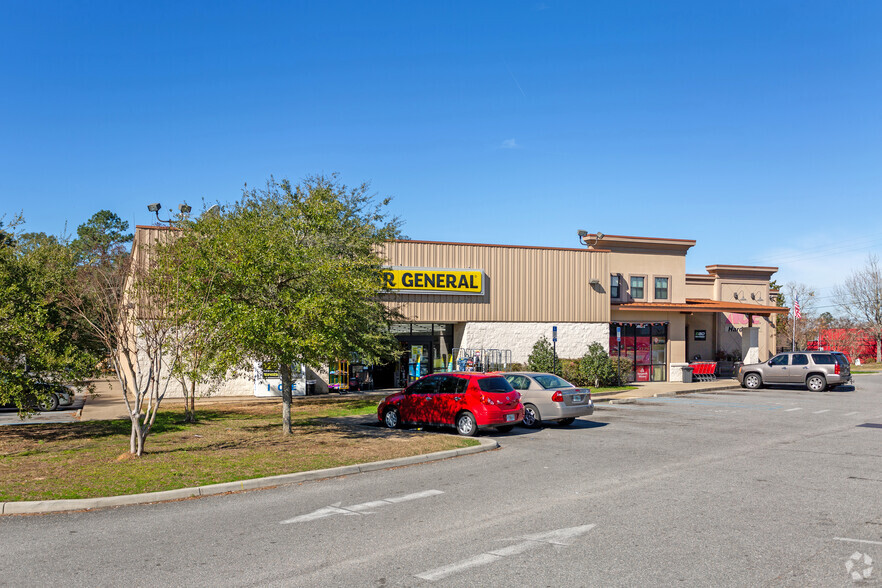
[{"left": 378, "top": 372, "right": 524, "bottom": 436}]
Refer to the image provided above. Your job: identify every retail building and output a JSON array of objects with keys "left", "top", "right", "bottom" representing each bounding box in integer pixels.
[
  {"left": 131, "top": 227, "right": 787, "bottom": 395},
  {"left": 372, "top": 234, "right": 787, "bottom": 388}
]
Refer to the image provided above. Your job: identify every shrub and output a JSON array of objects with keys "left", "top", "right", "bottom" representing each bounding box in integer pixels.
[
  {"left": 560, "top": 358, "right": 589, "bottom": 387},
  {"left": 610, "top": 356, "right": 633, "bottom": 384},
  {"left": 579, "top": 343, "right": 619, "bottom": 387},
  {"left": 527, "top": 336, "right": 558, "bottom": 374}
]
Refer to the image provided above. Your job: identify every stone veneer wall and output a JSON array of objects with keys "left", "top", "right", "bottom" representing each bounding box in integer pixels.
[{"left": 457, "top": 322, "right": 609, "bottom": 364}]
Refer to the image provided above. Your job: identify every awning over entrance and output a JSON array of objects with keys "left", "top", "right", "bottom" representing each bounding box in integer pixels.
[{"left": 613, "top": 298, "right": 789, "bottom": 316}]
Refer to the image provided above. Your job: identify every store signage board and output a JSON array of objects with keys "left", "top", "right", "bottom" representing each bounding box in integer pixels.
[{"left": 382, "top": 267, "right": 484, "bottom": 295}]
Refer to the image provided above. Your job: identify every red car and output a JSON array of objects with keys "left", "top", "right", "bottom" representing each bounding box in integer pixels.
[{"left": 378, "top": 372, "right": 524, "bottom": 436}]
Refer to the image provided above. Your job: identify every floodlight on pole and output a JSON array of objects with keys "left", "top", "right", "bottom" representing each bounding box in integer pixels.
[
  {"left": 147, "top": 201, "right": 191, "bottom": 226},
  {"left": 577, "top": 230, "right": 604, "bottom": 249}
]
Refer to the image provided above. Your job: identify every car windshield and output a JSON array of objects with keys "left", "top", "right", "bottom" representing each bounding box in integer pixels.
[
  {"left": 533, "top": 374, "right": 574, "bottom": 389},
  {"left": 477, "top": 377, "right": 515, "bottom": 393}
]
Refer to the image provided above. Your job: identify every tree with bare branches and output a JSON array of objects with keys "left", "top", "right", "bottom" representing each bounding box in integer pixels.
[
  {"left": 834, "top": 254, "right": 882, "bottom": 363},
  {"left": 60, "top": 211, "right": 177, "bottom": 455},
  {"left": 145, "top": 229, "right": 227, "bottom": 423},
  {"left": 776, "top": 283, "right": 815, "bottom": 351}
]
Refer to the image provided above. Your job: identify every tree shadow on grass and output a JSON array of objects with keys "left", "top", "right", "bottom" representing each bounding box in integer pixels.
[{"left": 0, "top": 410, "right": 230, "bottom": 443}]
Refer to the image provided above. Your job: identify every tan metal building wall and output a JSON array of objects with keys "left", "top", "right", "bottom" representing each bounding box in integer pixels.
[{"left": 380, "top": 240, "right": 610, "bottom": 323}]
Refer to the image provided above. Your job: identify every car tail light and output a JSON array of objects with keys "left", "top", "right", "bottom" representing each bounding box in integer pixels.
[
  {"left": 479, "top": 394, "right": 494, "bottom": 405},
  {"left": 551, "top": 391, "right": 563, "bottom": 402},
  {"left": 835, "top": 363, "right": 840, "bottom": 374}
]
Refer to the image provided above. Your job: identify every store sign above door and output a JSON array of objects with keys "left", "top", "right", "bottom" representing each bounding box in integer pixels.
[{"left": 382, "top": 267, "right": 484, "bottom": 295}]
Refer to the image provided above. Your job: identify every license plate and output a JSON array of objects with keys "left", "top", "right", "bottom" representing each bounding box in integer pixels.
[
  {"left": 506, "top": 414, "right": 516, "bottom": 422},
  {"left": 573, "top": 395, "right": 582, "bottom": 403}
]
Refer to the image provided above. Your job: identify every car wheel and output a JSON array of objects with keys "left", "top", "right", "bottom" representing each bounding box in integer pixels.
[
  {"left": 522, "top": 404, "right": 541, "bottom": 428},
  {"left": 806, "top": 374, "right": 826, "bottom": 392},
  {"left": 743, "top": 373, "right": 762, "bottom": 390},
  {"left": 383, "top": 407, "right": 401, "bottom": 429},
  {"left": 496, "top": 425, "right": 514, "bottom": 433},
  {"left": 556, "top": 417, "right": 576, "bottom": 426},
  {"left": 456, "top": 412, "right": 478, "bottom": 437},
  {"left": 38, "top": 393, "right": 59, "bottom": 412}
]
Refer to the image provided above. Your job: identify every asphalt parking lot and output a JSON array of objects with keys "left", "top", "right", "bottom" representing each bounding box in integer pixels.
[
  {"left": 2, "top": 377, "right": 881, "bottom": 586},
  {"left": 0, "top": 396, "right": 85, "bottom": 426}
]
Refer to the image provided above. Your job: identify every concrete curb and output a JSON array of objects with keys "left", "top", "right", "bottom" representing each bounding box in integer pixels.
[{"left": 0, "top": 437, "right": 498, "bottom": 516}]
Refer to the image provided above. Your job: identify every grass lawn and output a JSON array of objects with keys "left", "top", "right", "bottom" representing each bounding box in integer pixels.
[
  {"left": 851, "top": 361, "right": 881, "bottom": 373},
  {"left": 592, "top": 386, "right": 638, "bottom": 394},
  {"left": 0, "top": 397, "right": 478, "bottom": 502}
]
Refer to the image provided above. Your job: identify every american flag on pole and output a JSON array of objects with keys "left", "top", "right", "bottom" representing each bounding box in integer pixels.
[{"left": 794, "top": 296, "right": 801, "bottom": 320}]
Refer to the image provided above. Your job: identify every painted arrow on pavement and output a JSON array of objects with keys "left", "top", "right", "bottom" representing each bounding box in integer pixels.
[
  {"left": 280, "top": 489, "right": 443, "bottom": 524},
  {"left": 415, "top": 523, "right": 596, "bottom": 581}
]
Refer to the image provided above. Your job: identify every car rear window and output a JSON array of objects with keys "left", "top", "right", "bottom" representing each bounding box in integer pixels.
[
  {"left": 811, "top": 354, "right": 835, "bottom": 365},
  {"left": 533, "top": 374, "right": 575, "bottom": 389},
  {"left": 476, "top": 377, "right": 515, "bottom": 393},
  {"left": 833, "top": 353, "right": 850, "bottom": 367}
]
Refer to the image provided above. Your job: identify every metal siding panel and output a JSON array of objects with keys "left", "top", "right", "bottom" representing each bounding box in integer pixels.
[{"left": 381, "top": 242, "right": 609, "bottom": 323}]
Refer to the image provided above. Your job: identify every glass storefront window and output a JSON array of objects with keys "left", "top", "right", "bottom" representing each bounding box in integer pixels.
[{"left": 610, "top": 323, "right": 667, "bottom": 382}]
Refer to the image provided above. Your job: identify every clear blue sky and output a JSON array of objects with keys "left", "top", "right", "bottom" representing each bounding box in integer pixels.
[{"left": 2, "top": 1, "right": 881, "bottom": 313}]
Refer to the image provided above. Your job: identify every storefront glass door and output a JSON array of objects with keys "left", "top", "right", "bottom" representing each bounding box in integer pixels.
[{"left": 610, "top": 322, "right": 668, "bottom": 382}]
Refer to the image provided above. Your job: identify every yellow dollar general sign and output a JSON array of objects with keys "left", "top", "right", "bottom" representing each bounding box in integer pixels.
[{"left": 382, "top": 267, "right": 484, "bottom": 295}]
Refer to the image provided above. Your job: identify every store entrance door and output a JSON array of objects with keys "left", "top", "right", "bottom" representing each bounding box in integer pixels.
[
  {"left": 400, "top": 336, "right": 433, "bottom": 384},
  {"left": 371, "top": 324, "right": 454, "bottom": 389}
]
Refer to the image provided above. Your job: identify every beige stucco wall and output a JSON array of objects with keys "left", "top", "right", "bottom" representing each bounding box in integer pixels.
[
  {"left": 609, "top": 251, "right": 688, "bottom": 304},
  {"left": 685, "top": 313, "right": 715, "bottom": 362}
]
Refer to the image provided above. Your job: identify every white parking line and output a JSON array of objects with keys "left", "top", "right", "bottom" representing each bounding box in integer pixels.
[
  {"left": 280, "top": 490, "right": 443, "bottom": 524},
  {"left": 813, "top": 409, "right": 830, "bottom": 414},
  {"left": 835, "top": 537, "right": 882, "bottom": 546},
  {"left": 784, "top": 408, "right": 803, "bottom": 412},
  {"left": 415, "top": 524, "right": 595, "bottom": 582}
]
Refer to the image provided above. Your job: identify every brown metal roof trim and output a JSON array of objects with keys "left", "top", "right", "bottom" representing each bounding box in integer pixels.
[
  {"left": 705, "top": 264, "right": 779, "bottom": 272},
  {"left": 613, "top": 298, "right": 789, "bottom": 315},
  {"left": 135, "top": 225, "right": 182, "bottom": 231},
  {"left": 582, "top": 233, "right": 696, "bottom": 244},
  {"left": 385, "top": 239, "right": 609, "bottom": 253}
]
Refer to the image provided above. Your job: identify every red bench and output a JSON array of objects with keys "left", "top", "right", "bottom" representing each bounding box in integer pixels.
[{"left": 691, "top": 362, "right": 717, "bottom": 382}]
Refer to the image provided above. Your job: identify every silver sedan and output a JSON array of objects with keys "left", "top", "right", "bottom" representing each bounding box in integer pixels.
[{"left": 502, "top": 372, "right": 594, "bottom": 427}]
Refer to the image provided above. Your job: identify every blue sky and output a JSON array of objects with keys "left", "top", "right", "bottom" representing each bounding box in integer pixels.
[{"left": 2, "top": 1, "right": 881, "bottom": 314}]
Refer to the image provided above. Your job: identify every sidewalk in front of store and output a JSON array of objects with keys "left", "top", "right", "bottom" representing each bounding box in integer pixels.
[
  {"left": 78, "top": 378, "right": 742, "bottom": 422},
  {"left": 593, "top": 378, "right": 741, "bottom": 403}
]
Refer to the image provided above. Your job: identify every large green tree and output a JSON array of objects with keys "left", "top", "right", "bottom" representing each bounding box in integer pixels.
[
  {"left": 172, "top": 175, "right": 402, "bottom": 434},
  {"left": 0, "top": 219, "right": 97, "bottom": 413}
]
